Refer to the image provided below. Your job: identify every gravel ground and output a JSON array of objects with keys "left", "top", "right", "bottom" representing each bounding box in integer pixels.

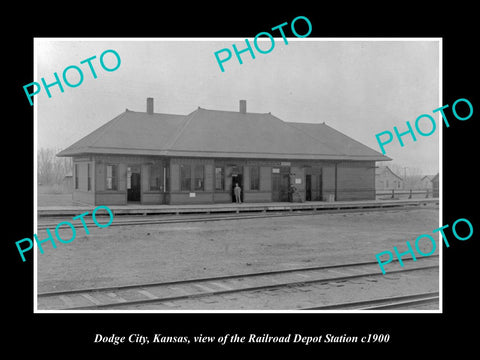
[{"left": 37, "top": 207, "right": 439, "bottom": 294}]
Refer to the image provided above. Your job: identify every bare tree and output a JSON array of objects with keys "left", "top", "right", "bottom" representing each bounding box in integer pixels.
[{"left": 37, "top": 147, "right": 72, "bottom": 185}]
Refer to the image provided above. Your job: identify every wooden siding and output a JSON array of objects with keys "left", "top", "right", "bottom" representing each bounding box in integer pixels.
[
  {"left": 72, "top": 159, "right": 95, "bottom": 205},
  {"left": 243, "top": 166, "right": 250, "bottom": 190},
  {"left": 205, "top": 163, "right": 214, "bottom": 192},
  {"left": 93, "top": 155, "right": 170, "bottom": 205},
  {"left": 79, "top": 155, "right": 379, "bottom": 205},
  {"left": 290, "top": 166, "right": 305, "bottom": 202},
  {"left": 170, "top": 163, "right": 180, "bottom": 192},
  {"left": 336, "top": 161, "right": 375, "bottom": 200},
  {"left": 96, "top": 192, "right": 126, "bottom": 205},
  {"left": 244, "top": 191, "right": 271, "bottom": 203},
  {"left": 322, "top": 165, "right": 336, "bottom": 201},
  {"left": 73, "top": 190, "right": 95, "bottom": 205},
  {"left": 169, "top": 192, "right": 214, "bottom": 205},
  {"left": 260, "top": 166, "right": 271, "bottom": 191},
  {"left": 142, "top": 192, "right": 165, "bottom": 204},
  {"left": 213, "top": 192, "right": 231, "bottom": 203}
]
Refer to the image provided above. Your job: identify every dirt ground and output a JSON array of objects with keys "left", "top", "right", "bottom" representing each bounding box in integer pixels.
[{"left": 37, "top": 207, "right": 439, "bottom": 293}]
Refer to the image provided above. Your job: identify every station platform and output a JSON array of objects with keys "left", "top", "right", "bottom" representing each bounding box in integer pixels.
[{"left": 37, "top": 198, "right": 439, "bottom": 217}]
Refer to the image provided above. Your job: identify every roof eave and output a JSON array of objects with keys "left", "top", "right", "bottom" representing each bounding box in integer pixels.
[{"left": 56, "top": 147, "right": 391, "bottom": 162}]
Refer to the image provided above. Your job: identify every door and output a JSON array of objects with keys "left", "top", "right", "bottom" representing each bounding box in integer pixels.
[
  {"left": 127, "top": 167, "right": 141, "bottom": 202},
  {"left": 272, "top": 173, "right": 289, "bottom": 202},
  {"left": 305, "top": 174, "right": 312, "bottom": 201},
  {"left": 231, "top": 174, "right": 243, "bottom": 202},
  {"left": 308, "top": 171, "right": 322, "bottom": 201}
]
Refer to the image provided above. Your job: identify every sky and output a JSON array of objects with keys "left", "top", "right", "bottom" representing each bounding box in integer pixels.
[{"left": 35, "top": 38, "right": 440, "bottom": 175}]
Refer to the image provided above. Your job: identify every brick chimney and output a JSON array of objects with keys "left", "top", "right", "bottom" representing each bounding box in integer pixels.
[
  {"left": 239, "top": 99, "right": 247, "bottom": 114},
  {"left": 147, "top": 97, "right": 154, "bottom": 114}
]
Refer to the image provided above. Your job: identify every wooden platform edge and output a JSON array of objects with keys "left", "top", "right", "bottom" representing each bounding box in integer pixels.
[{"left": 37, "top": 199, "right": 439, "bottom": 217}]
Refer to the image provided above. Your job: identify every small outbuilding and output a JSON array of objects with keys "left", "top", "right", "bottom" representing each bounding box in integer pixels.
[
  {"left": 431, "top": 173, "right": 439, "bottom": 198},
  {"left": 419, "top": 175, "right": 435, "bottom": 191},
  {"left": 375, "top": 166, "right": 404, "bottom": 191}
]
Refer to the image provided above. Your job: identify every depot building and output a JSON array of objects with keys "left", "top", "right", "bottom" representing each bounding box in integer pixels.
[{"left": 57, "top": 98, "right": 389, "bottom": 205}]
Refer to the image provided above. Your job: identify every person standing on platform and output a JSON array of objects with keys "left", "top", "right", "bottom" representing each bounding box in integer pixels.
[{"left": 234, "top": 183, "right": 242, "bottom": 204}]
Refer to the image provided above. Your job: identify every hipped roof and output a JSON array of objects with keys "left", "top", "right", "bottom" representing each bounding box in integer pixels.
[{"left": 57, "top": 107, "right": 390, "bottom": 161}]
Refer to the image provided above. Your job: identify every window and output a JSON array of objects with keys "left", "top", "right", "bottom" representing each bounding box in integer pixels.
[
  {"left": 386, "top": 179, "right": 389, "bottom": 188},
  {"left": 194, "top": 165, "right": 204, "bottom": 191},
  {"left": 250, "top": 166, "right": 260, "bottom": 190},
  {"left": 74, "top": 164, "right": 79, "bottom": 190},
  {"left": 127, "top": 167, "right": 132, "bottom": 189},
  {"left": 87, "top": 163, "right": 91, "bottom": 191},
  {"left": 149, "top": 165, "right": 162, "bottom": 191},
  {"left": 106, "top": 165, "right": 117, "bottom": 190},
  {"left": 180, "top": 164, "right": 191, "bottom": 191},
  {"left": 215, "top": 167, "right": 224, "bottom": 191}
]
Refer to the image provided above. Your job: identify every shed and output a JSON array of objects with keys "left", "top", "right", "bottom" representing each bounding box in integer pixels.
[
  {"left": 419, "top": 175, "right": 435, "bottom": 190},
  {"left": 375, "top": 166, "right": 404, "bottom": 191},
  {"left": 431, "top": 173, "right": 439, "bottom": 198}
]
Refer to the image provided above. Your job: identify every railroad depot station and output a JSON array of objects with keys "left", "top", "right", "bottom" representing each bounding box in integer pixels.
[{"left": 57, "top": 98, "right": 390, "bottom": 206}]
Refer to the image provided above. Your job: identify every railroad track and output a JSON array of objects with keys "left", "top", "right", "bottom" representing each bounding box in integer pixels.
[
  {"left": 37, "top": 204, "right": 436, "bottom": 230},
  {"left": 301, "top": 292, "right": 439, "bottom": 310},
  {"left": 38, "top": 256, "right": 439, "bottom": 310}
]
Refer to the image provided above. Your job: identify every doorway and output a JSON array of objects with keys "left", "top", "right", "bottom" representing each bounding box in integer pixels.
[
  {"left": 306, "top": 172, "right": 322, "bottom": 201},
  {"left": 231, "top": 173, "right": 243, "bottom": 203},
  {"left": 272, "top": 168, "right": 290, "bottom": 202},
  {"left": 306, "top": 174, "right": 312, "bottom": 201},
  {"left": 127, "top": 166, "right": 141, "bottom": 202}
]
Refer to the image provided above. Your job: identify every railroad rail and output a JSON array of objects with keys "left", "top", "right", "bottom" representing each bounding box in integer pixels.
[
  {"left": 37, "top": 199, "right": 438, "bottom": 230},
  {"left": 38, "top": 255, "right": 439, "bottom": 311},
  {"left": 301, "top": 292, "right": 439, "bottom": 310}
]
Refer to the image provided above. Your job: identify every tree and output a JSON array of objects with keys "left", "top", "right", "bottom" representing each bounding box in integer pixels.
[{"left": 37, "top": 147, "right": 72, "bottom": 185}]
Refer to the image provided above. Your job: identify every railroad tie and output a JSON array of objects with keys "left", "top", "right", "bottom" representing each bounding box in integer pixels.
[
  {"left": 106, "top": 292, "right": 128, "bottom": 303},
  {"left": 80, "top": 293, "right": 103, "bottom": 306},
  {"left": 137, "top": 289, "right": 159, "bottom": 300},
  {"left": 294, "top": 273, "right": 311, "bottom": 278},
  {"left": 168, "top": 286, "right": 192, "bottom": 295},
  {"left": 59, "top": 295, "right": 76, "bottom": 308},
  {"left": 209, "top": 282, "right": 234, "bottom": 291},
  {"left": 192, "top": 283, "right": 216, "bottom": 292},
  {"left": 327, "top": 269, "right": 353, "bottom": 276}
]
